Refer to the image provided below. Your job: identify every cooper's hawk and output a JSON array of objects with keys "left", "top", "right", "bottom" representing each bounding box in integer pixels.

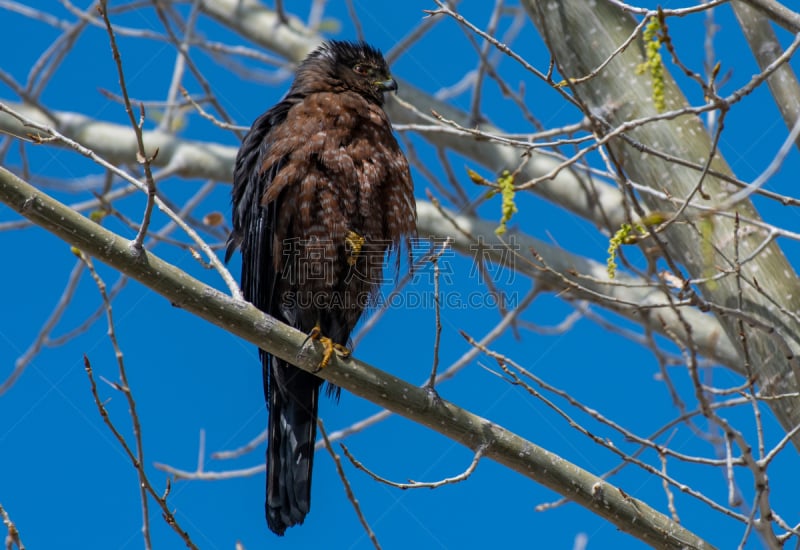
[{"left": 226, "top": 40, "right": 416, "bottom": 535}]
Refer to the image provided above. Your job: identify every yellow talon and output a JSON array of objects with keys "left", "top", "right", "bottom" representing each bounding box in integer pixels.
[
  {"left": 345, "top": 230, "right": 365, "bottom": 266},
  {"left": 318, "top": 336, "right": 335, "bottom": 369},
  {"left": 306, "top": 323, "right": 351, "bottom": 371},
  {"left": 334, "top": 342, "right": 351, "bottom": 359}
]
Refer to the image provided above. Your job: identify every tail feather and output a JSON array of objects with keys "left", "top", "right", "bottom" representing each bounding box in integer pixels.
[{"left": 266, "top": 357, "right": 321, "bottom": 536}]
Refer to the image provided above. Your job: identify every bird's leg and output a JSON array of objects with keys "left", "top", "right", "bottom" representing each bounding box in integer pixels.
[
  {"left": 304, "top": 323, "right": 351, "bottom": 371},
  {"left": 345, "top": 230, "right": 365, "bottom": 266}
]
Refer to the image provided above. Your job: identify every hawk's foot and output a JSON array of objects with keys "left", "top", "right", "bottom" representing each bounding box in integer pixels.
[
  {"left": 345, "top": 230, "right": 365, "bottom": 266},
  {"left": 305, "top": 324, "right": 351, "bottom": 371}
]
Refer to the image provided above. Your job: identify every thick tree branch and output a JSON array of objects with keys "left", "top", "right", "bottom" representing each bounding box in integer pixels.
[
  {"left": 0, "top": 101, "right": 236, "bottom": 182},
  {"left": 198, "top": 0, "right": 321, "bottom": 63},
  {"left": 0, "top": 165, "right": 714, "bottom": 550}
]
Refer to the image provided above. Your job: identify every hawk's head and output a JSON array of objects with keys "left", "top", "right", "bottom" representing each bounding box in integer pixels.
[{"left": 295, "top": 40, "right": 397, "bottom": 105}]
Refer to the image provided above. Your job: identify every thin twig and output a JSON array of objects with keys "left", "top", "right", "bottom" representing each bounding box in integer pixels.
[
  {"left": 0, "top": 259, "right": 84, "bottom": 396},
  {"left": 78, "top": 251, "right": 152, "bottom": 549},
  {"left": 318, "top": 421, "right": 381, "bottom": 549},
  {"left": 341, "top": 443, "right": 485, "bottom": 490},
  {"left": 426, "top": 238, "right": 452, "bottom": 389},
  {"left": 659, "top": 452, "right": 680, "bottom": 522},
  {"left": 98, "top": 1, "right": 158, "bottom": 251}
]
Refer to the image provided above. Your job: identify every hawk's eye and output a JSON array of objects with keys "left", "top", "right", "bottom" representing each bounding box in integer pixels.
[{"left": 353, "top": 63, "right": 370, "bottom": 76}]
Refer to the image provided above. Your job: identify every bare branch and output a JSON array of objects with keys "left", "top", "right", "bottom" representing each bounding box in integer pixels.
[
  {"left": 98, "top": 1, "right": 158, "bottom": 250},
  {"left": 318, "top": 421, "right": 381, "bottom": 550},
  {"left": 342, "top": 443, "right": 484, "bottom": 490}
]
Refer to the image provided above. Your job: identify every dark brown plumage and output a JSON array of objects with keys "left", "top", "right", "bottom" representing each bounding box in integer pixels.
[{"left": 225, "top": 40, "right": 416, "bottom": 535}]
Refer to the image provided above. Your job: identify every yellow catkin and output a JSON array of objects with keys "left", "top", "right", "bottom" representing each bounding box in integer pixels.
[
  {"left": 495, "top": 170, "right": 517, "bottom": 236},
  {"left": 636, "top": 16, "right": 666, "bottom": 112}
]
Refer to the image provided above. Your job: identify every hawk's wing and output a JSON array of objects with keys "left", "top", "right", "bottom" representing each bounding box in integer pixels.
[{"left": 226, "top": 94, "right": 302, "bottom": 314}]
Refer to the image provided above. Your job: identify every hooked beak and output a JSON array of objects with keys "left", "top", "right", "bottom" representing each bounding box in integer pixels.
[{"left": 376, "top": 78, "right": 398, "bottom": 93}]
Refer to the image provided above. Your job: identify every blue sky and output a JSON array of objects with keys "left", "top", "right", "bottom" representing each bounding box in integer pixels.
[{"left": 1, "top": 1, "right": 799, "bottom": 549}]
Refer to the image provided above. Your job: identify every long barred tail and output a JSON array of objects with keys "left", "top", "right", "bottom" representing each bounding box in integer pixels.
[{"left": 265, "top": 356, "right": 321, "bottom": 535}]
